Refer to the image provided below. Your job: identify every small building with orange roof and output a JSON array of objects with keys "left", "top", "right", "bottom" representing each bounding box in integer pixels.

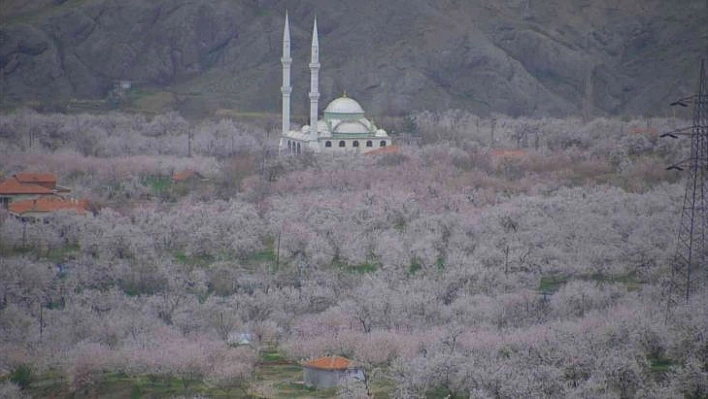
[
  {"left": 8, "top": 196, "right": 89, "bottom": 220},
  {"left": 302, "top": 355, "right": 364, "bottom": 389},
  {"left": 0, "top": 173, "right": 71, "bottom": 209},
  {"left": 172, "top": 170, "right": 207, "bottom": 183},
  {"left": 0, "top": 176, "right": 55, "bottom": 208}
]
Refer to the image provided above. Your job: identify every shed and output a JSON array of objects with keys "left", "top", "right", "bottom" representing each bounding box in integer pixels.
[{"left": 302, "top": 356, "right": 364, "bottom": 389}]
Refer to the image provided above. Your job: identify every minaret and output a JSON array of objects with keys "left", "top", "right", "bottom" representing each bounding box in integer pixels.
[
  {"left": 308, "top": 18, "right": 320, "bottom": 139},
  {"left": 281, "top": 12, "right": 292, "bottom": 137}
]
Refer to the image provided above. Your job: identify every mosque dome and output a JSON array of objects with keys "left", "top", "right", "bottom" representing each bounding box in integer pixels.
[
  {"left": 333, "top": 121, "right": 370, "bottom": 134},
  {"left": 324, "top": 96, "right": 365, "bottom": 117}
]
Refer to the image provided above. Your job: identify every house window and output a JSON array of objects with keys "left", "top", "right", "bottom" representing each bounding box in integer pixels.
[
  {"left": 353, "top": 141, "right": 359, "bottom": 147},
  {"left": 380, "top": 140, "right": 387, "bottom": 147},
  {"left": 366, "top": 141, "right": 373, "bottom": 147},
  {"left": 296, "top": 142, "right": 301, "bottom": 154},
  {"left": 339, "top": 141, "right": 346, "bottom": 147},
  {"left": 325, "top": 141, "right": 332, "bottom": 148}
]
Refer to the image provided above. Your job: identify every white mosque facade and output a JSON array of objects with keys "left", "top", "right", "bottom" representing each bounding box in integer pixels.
[{"left": 279, "top": 13, "right": 391, "bottom": 155}]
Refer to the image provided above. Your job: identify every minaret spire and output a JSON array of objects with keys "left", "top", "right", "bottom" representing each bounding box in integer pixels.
[
  {"left": 309, "top": 17, "right": 320, "bottom": 139},
  {"left": 281, "top": 11, "right": 292, "bottom": 138}
]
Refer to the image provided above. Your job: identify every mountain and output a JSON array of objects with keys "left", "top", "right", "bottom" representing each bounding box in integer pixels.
[{"left": 1, "top": 0, "right": 706, "bottom": 118}]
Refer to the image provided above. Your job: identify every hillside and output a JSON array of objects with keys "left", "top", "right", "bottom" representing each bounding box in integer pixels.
[{"left": 1, "top": 0, "right": 706, "bottom": 117}]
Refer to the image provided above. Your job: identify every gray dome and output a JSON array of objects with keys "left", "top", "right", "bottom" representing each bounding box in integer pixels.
[{"left": 324, "top": 96, "right": 365, "bottom": 115}]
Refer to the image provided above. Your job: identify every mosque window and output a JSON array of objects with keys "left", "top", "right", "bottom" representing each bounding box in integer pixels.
[
  {"left": 353, "top": 141, "right": 360, "bottom": 147},
  {"left": 366, "top": 141, "right": 373, "bottom": 147},
  {"left": 380, "top": 141, "right": 387, "bottom": 147},
  {"left": 339, "top": 141, "right": 346, "bottom": 147},
  {"left": 325, "top": 141, "right": 332, "bottom": 147}
]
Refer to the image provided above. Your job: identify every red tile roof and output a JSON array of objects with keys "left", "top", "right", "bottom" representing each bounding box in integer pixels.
[
  {"left": 173, "top": 170, "right": 204, "bottom": 182},
  {"left": 14, "top": 173, "right": 57, "bottom": 185},
  {"left": 9, "top": 196, "right": 88, "bottom": 215},
  {"left": 0, "top": 178, "right": 55, "bottom": 195},
  {"left": 492, "top": 149, "right": 527, "bottom": 158},
  {"left": 303, "top": 356, "right": 355, "bottom": 370},
  {"left": 364, "top": 145, "right": 400, "bottom": 156}
]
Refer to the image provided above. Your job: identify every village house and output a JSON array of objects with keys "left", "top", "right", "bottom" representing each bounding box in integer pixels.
[
  {"left": 302, "top": 356, "right": 364, "bottom": 389},
  {"left": 0, "top": 173, "right": 86, "bottom": 220},
  {"left": 0, "top": 174, "right": 57, "bottom": 208},
  {"left": 8, "top": 196, "right": 89, "bottom": 220},
  {"left": 0, "top": 173, "right": 73, "bottom": 206}
]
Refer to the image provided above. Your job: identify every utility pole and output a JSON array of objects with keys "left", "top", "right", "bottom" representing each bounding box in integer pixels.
[{"left": 663, "top": 59, "right": 707, "bottom": 318}]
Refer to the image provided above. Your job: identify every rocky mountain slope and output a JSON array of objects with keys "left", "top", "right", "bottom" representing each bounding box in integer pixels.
[{"left": 1, "top": 0, "right": 706, "bottom": 117}]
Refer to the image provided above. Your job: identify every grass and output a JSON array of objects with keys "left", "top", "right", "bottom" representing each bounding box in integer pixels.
[
  {"left": 539, "top": 271, "right": 642, "bottom": 293},
  {"left": 252, "top": 361, "right": 337, "bottom": 399},
  {"left": 425, "top": 386, "right": 456, "bottom": 398},
  {"left": 0, "top": 242, "right": 80, "bottom": 264},
  {"left": 129, "top": 90, "right": 179, "bottom": 115},
  {"left": 248, "top": 248, "right": 277, "bottom": 264},
  {"left": 173, "top": 242, "right": 276, "bottom": 270},
  {"left": 8, "top": 364, "right": 33, "bottom": 390},
  {"left": 142, "top": 175, "right": 173, "bottom": 195},
  {"left": 174, "top": 251, "right": 215, "bottom": 267},
  {"left": 649, "top": 356, "right": 674, "bottom": 373},
  {"left": 338, "top": 260, "right": 379, "bottom": 274},
  {"left": 44, "top": 244, "right": 80, "bottom": 263},
  {"left": 407, "top": 257, "right": 422, "bottom": 276},
  {"left": 0, "top": 244, "right": 35, "bottom": 257},
  {"left": 586, "top": 270, "right": 642, "bottom": 291},
  {"left": 260, "top": 348, "right": 287, "bottom": 363},
  {"left": 27, "top": 371, "right": 251, "bottom": 399},
  {"left": 539, "top": 274, "right": 571, "bottom": 293},
  {"left": 21, "top": 348, "right": 396, "bottom": 398}
]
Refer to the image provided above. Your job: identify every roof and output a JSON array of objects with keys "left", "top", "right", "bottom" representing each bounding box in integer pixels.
[
  {"left": 333, "top": 120, "right": 371, "bottom": 134},
  {"left": 303, "top": 356, "right": 356, "bottom": 370},
  {"left": 324, "top": 96, "right": 365, "bottom": 115},
  {"left": 0, "top": 178, "right": 55, "bottom": 195},
  {"left": 173, "top": 170, "right": 205, "bottom": 182},
  {"left": 492, "top": 149, "right": 527, "bottom": 158},
  {"left": 14, "top": 173, "right": 56, "bottom": 185},
  {"left": 9, "top": 196, "right": 88, "bottom": 215},
  {"left": 364, "top": 145, "right": 400, "bottom": 156}
]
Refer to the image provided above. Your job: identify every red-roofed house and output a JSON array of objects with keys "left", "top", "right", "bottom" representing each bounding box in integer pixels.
[
  {"left": 8, "top": 196, "right": 88, "bottom": 219},
  {"left": 302, "top": 356, "right": 364, "bottom": 389},
  {"left": 14, "top": 173, "right": 57, "bottom": 189},
  {"left": 0, "top": 177, "right": 54, "bottom": 209},
  {"left": 0, "top": 173, "right": 71, "bottom": 209},
  {"left": 172, "top": 170, "right": 207, "bottom": 183}
]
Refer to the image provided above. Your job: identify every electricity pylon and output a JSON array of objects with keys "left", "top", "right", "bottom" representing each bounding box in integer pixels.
[{"left": 663, "top": 59, "right": 707, "bottom": 315}]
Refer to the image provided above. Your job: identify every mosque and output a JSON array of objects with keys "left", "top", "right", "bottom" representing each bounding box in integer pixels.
[{"left": 279, "top": 13, "right": 391, "bottom": 155}]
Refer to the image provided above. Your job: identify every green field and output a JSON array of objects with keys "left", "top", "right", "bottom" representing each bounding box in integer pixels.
[{"left": 8, "top": 349, "right": 395, "bottom": 398}]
